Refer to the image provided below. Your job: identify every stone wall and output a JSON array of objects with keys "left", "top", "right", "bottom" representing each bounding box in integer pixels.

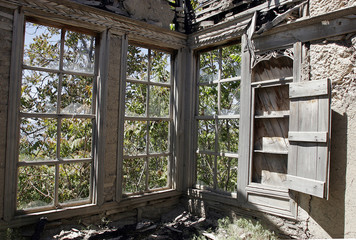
[
  {"left": 309, "top": 0, "right": 356, "bottom": 17},
  {"left": 0, "top": 6, "right": 14, "bottom": 221}
]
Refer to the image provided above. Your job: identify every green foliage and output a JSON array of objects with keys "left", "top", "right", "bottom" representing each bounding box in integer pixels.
[{"left": 0, "top": 228, "right": 25, "bottom": 240}]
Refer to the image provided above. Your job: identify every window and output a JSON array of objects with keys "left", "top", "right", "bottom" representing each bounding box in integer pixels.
[
  {"left": 195, "top": 44, "right": 241, "bottom": 192},
  {"left": 122, "top": 45, "right": 172, "bottom": 194},
  {"left": 17, "top": 21, "right": 97, "bottom": 211}
]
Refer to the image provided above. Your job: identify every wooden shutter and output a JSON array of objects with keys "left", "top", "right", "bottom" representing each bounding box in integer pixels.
[{"left": 286, "top": 79, "right": 331, "bottom": 198}]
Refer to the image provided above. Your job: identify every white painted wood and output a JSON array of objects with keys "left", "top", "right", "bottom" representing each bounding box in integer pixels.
[
  {"left": 289, "top": 79, "right": 328, "bottom": 98},
  {"left": 288, "top": 131, "right": 328, "bottom": 143}
]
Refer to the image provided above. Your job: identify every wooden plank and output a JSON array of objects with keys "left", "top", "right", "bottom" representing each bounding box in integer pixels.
[
  {"left": 261, "top": 170, "right": 287, "bottom": 187},
  {"left": 248, "top": 193, "right": 290, "bottom": 211},
  {"left": 286, "top": 175, "right": 324, "bottom": 198},
  {"left": 289, "top": 79, "right": 328, "bottom": 98},
  {"left": 4, "top": 7, "right": 23, "bottom": 222},
  {"left": 288, "top": 131, "right": 328, "bottom": 143}
]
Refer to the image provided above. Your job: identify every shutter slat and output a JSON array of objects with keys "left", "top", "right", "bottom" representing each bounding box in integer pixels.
[
  {"left": 288, "top": 131, "right": 327, "bottom": 142},
  {"left": 289, "top": 79, "right": 328, "bottom": 98},
  {"left": 286, "top": 175, "right": 324, "bottom": 198}
]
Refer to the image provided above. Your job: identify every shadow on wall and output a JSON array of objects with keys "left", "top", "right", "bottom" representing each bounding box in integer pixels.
[{"left": 298, "top": 110, "right": 347, "bottom": 238}]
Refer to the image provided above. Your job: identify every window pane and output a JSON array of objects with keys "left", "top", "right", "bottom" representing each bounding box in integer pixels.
[
  {"left": 63, "top": 30, "right": 95, "bottom": 73},
  {"left": 217, "top": 157, "right": 238, "bottom": 192},
  {"left": 58, "top": 162, "right": 91, "bottom": 204},
  {"left": 127, "top": 46, "right": 148, "bottom": 81},
  {"left": 125, "top": 82, "right": 147, "bottom": 117},
  {"left": 23, "top": 22, "right": 60, "bottom": 69},
  {"left": 196, "top": 154, "right": 214, "bottom": 188},
  {"left": 198, "top": 120, "right": 215, "bottom": 151},
  {"left": 124, "top": 121, "right": 147, "bottom": 155},
  {"left": 60, "top": 118, "right": 92, "bottom": 159},
  {"left": 17, "top": 165, "right": 55, "bottom": 210},
  {"left": 199, "top": 85, "right": 218, "bottom": 116},
  {"left": 218, "top": 119, "right": 239, "bottom": 153},
  {"left": 199, "top": 50, "right": 219, "bottom": 83},
  {"left": 150, "top": 50, "right": 171, "bottom": 83},
  {"left": 221, "top": 81, "right": 240, "bottom": 115},
  {"left": 148, "top": 156, "right": 168, "bottom": 189},
  {"left": 21, "top": 70, "right": 58, "bottom": 113},
  {"left": 61, "top": 74, "right": 93, "bottom": 114},
  {"left": 123, "top": 158, "right": 146, "bottom": 193},
  {"left": 149, "top": 86, "right": 170, "bottom": 117},
  {"left": 149, "top": 121, "right": 169, "bottom": 153},
  {"left": 222, "top": 45, "right": 241, "bottom": 79},
  {"left": 19, "top": 118, "right": 57, "bottom": 162}
]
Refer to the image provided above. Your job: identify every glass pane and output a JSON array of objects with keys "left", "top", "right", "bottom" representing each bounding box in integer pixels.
[
  {"left": 218, "top": 119, "right": 239, "bottom": 153},
  {"left": 198, "top": 85, "right": 218, "bottom": 116},
  {"left": 125, "top": 82, "right": 147, "bottom": 117},
  {"left": 123, "top": 158, "right": 146, "bottom": 193},
  {"left": 148, "top": 156, "right": 168, "bottom": 190},
  {"left": 60, "top": 118, "right": 92, "bottom": 159},
  {"left": 63, "top": 30, "right": 95, "bottom": 73},
  {"left": 222, "top": 45, "right": 241, "bottom": 79},
  {"left": 124, "top": 121, "right": 147, "bottom": 155},
  {"left": 58, "top": 162, "right": 91, "bottom": 204},
  {"left": 149, "top": 121, "right": 169, "bottom": 153},
  {"left": 217, "top": 157, "right": 238, "bottom": 192},
  {"left": 21, "top": 70, "right": 58, "bottom": 113},
  {"left": 221, "top": 81, "right": 240, "bottom": 115},
  {"left": 149, "top": 86, "right": 170, "bottom": 117},
  {"left": 198, "top": 120, "right": 215, "bottom": 151},
  {"left": 17, "top": 165, "right": 55, "bottom": 210},
  {"left": 61, "top": 74, "right": 93, "bottom": 114},
  {"left": 199, "top": 49, "right": 219, "bottom": 83},
  {"left": 23, "top": 22, "right": 60, "bottom": 69},
  {"left": 19, "top": 118, "right": 57, "bottom": 162},
  {"left": 196, "top": 154, "right": 214, "bottom": 188},
  {"left": 127, "top": 46, "right": 149, "bottom": 81},
  {"left": 150, "top": 50, "right": 171, "bottom": 83}
]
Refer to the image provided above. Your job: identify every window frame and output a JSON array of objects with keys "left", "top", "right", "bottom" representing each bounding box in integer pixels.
[
  {"left": 118, "top": 40, "right": 175, "bottom": 197},
  {"left": 4, "top": 13, "right": 104, "bottom": 219},
  {"left": 194, "top": 43, "right": 241, "bottom": 195}
]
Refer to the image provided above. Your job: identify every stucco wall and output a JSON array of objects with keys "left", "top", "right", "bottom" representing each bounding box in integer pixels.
[
  {"left": 309, "top": 0, "right": 356, "bottom": 17},
  {"left": 0, "top": 6, "right": 13, "bottom": 221},
  {"left": 296, "top": 36, "right": 356, "bottom": 238}
]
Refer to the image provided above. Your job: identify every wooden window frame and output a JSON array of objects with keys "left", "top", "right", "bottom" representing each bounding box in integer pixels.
[
  {"left": 117, "top": 40, "right": 175, "bottom": 199},
  {"left": 194, "top": 44, "right": 241, "bottom": 195},
  {"left": 4, "top": 11, "right": 107, "bottom": 220}
]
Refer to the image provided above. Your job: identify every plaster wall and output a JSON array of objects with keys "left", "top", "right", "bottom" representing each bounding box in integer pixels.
[
  {"left": 0, "top": 6, "right": 13, "bottom": 221},
  {"left": 309, "top": 0, "right": 356, "bottom": 17},
  {"left": 296, "top": 36, "right": 356, "bottom": 238}
]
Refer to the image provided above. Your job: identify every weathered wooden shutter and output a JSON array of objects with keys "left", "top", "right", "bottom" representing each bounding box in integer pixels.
[{"left": 287, "top": 79, "right": 331, "bottom": 198}]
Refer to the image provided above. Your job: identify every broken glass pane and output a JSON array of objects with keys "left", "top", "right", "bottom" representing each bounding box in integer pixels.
[
  {"left": 58, "top": 162, "right": 91, "bottom": 204},
  {"left": 149, "top": 121, "right": 169, "bottom": 153},
  {"left": 17, "top": 165, "right": 55, "bottom": 210},
  {"left": 21, "top": 70, "right": 58, "bottom": 113},
  {"left": 198, "top": 120, "right": 216, "bottom": 151},
  {"left": 125, "top": 82, "right": 147, "bottom": 117},
  {"left": 150, "top": 50, "right": 171, "bottom": 83},
  {"left": 199, "top": 85, "right": 218, "bottom": 116},
  {"left": 123, "top": 158, "right": 146, "bottom": 193},
  {"left": 63, "top": 30, "right": 95, "bottom": 73},
  {"left": 124, "top": 120, "right": 147, "bottom": 155},
  {"left": 222, "top": 45, "right": 241, "bottom": 79},
  {"left": 148, "top": 156, "right": 168, "bottom": 190},
  {"left": 61, "top": 74, "right": 93, "bottom": 114},
  {"left": 196, "top": 154, "right": 214, "bottom": 188},
  {"left": 23, "top": 22, "right": 60, "bottom": 69},
  {"left": 60, "top": 118, "right": 93, "bottom": 159},
  {"left": 149, "top": 86, "right": 170, "bottom": 117},
  {"left": 199, "top": 49, "right": 219, "bottom": 83},
  {"left": 218, "top": 119, "right": 239, "bottom": 153},
  {"left": 19, "top": 118, "right": 57, "bottom": 162},
  {"left": 217, "top": 157, "right": 238, "bottom": 192},
  {"left": 127, "top": 46, "right": 149, "bottom": 81},
  {"left": 220, "top": 81, "right": 240, "bottom": 115}
]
